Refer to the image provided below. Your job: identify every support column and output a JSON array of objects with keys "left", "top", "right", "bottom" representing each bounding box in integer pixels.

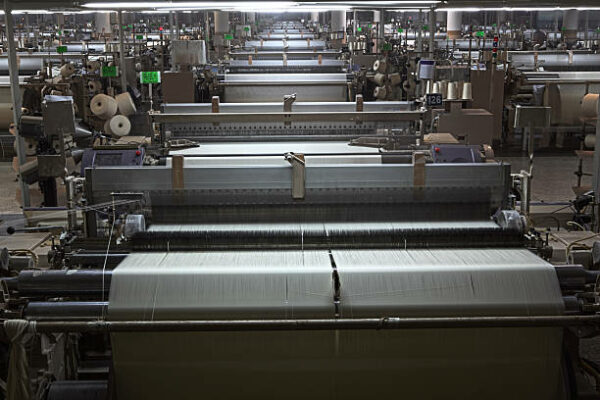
[
  {"left": 428, "top": 9, "right": 435, "bottom": 56},
  {"left": 447, "top": 10, "right": 462, "bottom": 39},
  {"left": 562, "top": 10, "right": 579, "bottom": 44},
  {"left": 4, "top": 0, "right": 29, "bottom": 207},
  {"left": 311, "top": 11, "right": 319, "bottom": 26},
  {"left": 330, "top": 10, "right": 345, "bottom": 33},
  {"left": 95, "top": 12, "right": 112, "bottom": 37},
  {"left": 373, "top": 10, "right": 381, "bottom": 52},
  {"left": 117, "top": 11, "right": 127, "bottom": 91},
  {"left": 214, "top": 11, "right": 229, "bottom": 58},
  {"left": 214, "top": 11, "right": 230, "bottom": 36},
  {"left": 594, "top": 86, "right": 600, "bottom": 231}
]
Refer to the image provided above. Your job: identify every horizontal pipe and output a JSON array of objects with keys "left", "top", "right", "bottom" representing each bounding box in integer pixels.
[
  {"left": 27, "top": 315, "right": 600, "bottom": 334},
  {"left": 25, "top": 302, "right": 107, "bottom": 320}
]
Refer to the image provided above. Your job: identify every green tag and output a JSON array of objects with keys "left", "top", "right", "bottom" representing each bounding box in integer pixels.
[
  {"left": 136, "top": 34, "right": 144, "bottom": 40},
  {"left": 476, "top": 31, "right": 485, "bottom": 38},
  {"left": 122, "top": 25, "right": 127, "bottom": 29},
  {"left": 56, "top": 45, "right": 67, "bottom": 54},
  {"left": 128, "top": 24, "right": 133, "bottom": 28},
  {"left": 244, "top": 26, "right": 249, "bottom": 32},
  {"left": 382, "top": 43, "right": 392, "bottom": 51},
  {"left": 101, "top": 65, "right": 118, "bottom": 78},
  {"left": 357, "top": 27, "right": 362, "bottom": 32},
  {"left": 57, "top": 30, "right": 62, "bottom": 36},
  {"left": 224, "top": 33, "right": 233, "bottom": 40},
  {"left": 492, "top": 23, "right": 497, "bottom": 28},
  {"left": 422, "top": 25, "right": 428, "bottom": 31},
  {"left": 368, "top": 24, "right": 372, "bottom": 29},
  {"left": 140, "top": 71, "right": 161, "bottom": 84},
  {"left": 397, "top": 28, "right": 403, "bottom": 33}
]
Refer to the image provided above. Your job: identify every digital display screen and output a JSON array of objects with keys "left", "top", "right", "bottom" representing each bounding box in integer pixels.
[{"left": 95, "top": 153, "right": 122, "bottom": 166}]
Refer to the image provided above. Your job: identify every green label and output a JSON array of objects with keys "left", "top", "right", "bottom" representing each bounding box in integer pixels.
[
  {"left": 56, "top": 45, "right": 67, "bottom": 54},
  {"left": 101, "top": 65, "right": 118, "bottom": 78},
  {"left": 368, "top": 24, "right": 372, "bottom": 29},
  {"left": 128, "top": 24, "right": 133, "bottom": 28},
  {"left": 136, "top": 34, "right": 144, "bottom": 40},
  {"left": 140, "top": 71, "right": 161, "bottom": 84},
  {"left": 422, "top": 25, "right": 428, "bottom": 31},
  {"left": 243, "top": 26, "right": 250, "bottom": 32},
  {"left": 357, "top": 27, "right": 362, "bottom": 32},
  {"left": 492, "top": 23, "right": 497, "bottom": 28},
  {"left": 397, "top": 28, "right": 403, "bottom": 33},
  {"left": 476, "top": 31, "right": 485, "bottom": 38},
  {"left": 224, "top": 33, "right": 233, "bottom": 40}
]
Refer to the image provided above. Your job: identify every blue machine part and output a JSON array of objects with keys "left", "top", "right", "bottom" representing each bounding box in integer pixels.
[
  {"left": 431, "top": 144, "right": 481, "bottom": 163},
  {"left": 81, "top": 148, "right": 144, "bottom": 175}
]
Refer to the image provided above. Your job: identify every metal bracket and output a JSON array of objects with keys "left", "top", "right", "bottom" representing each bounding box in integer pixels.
[
  {"left": 283, "top": 93, "right": 297, "bottom": 126},
  {"left": 285, "top": 152, "right": 305, "bottom": 200}
]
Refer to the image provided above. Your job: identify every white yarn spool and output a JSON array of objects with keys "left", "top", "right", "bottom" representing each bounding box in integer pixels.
[
  {"left": 432, "top": 82, "right": 440, "bottom": 93},
  {"left": 581, "top": 93, "right": 599, "bottom": 119},
  {"left": 88, "top": 80, "right": 103, "bottom": 92},
  {"left": 116, "top": 92, "right": 137, "bottom": 116},
  {"left": 86, "top": 61, "right": 100, "bottom": 73},
  {"left": 461, "top": 82, "right": 473, "bottom": 100},
  {"left": 104, "top": 115, "right": 131, "bottom": 136},
  {"left": 373, "top": 73, "right": 386, "bottom": 86},
  {"left": 447, "top": 82, "right": 458, "bottom": 100},
  {"left": 90, "top": 94, "right": 118, "bottom": 120},
  {"left": 374, "top": 86, "right": 387, "bottom": 100},
  {"left": 373, "top": 59, "right": 387, "bottom": 73},
  {"left": 584, "top": 134, "right": 596, "bottom": 149},
  {"left": 60, "top": 63, "right": 75, "bottom": 78}
]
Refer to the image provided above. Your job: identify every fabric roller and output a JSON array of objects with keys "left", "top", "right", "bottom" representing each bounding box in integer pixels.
[
  {"left": 90, "top": 94, "right": 117, "bottom": 119},
  {"left": 107, "top": 248, "right": 565, "bottom": 400}
]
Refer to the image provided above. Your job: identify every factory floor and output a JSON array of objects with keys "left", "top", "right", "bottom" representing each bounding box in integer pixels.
[{"left": 0, "top": 154, "right": 599, "bottom": 372}]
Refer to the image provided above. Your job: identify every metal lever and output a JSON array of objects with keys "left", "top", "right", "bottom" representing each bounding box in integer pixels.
[
  {"left": 283, "top": 93, "right": 297, "bottom": 112},
  {"left": 285, "top": 152, "right": 305, "bottom": 200}
]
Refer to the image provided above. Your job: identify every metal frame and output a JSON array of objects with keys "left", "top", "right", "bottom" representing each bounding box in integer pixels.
[{"left": 25, "top": 315, "right": 600, "bottom": 333}]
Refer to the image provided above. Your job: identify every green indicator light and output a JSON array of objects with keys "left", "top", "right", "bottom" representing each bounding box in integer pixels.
[{"left": 56, "top": 45, "right": 67, "bottom": 54}]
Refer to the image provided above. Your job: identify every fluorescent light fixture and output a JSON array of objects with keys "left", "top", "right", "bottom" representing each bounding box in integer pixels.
[
  {"left": 386, "top": 9, "right": 429, "bottom": 12},
  {"left": 84, "top": 1, "right": 294, "bottom": 8},
  {"left": 84, "top": 0, "right": 439, "bottom": 9},
  {"left": 441, "top": 7, "right": 600, "bottom": 12}
]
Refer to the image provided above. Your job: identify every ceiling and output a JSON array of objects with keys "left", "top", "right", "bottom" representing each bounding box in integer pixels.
[{"left": 5, "top": 0, "right": 600, "bottom": 11}]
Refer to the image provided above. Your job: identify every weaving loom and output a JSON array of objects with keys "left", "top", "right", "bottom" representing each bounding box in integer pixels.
[{"left": 53, "top": 147, "right": 570, "bottom": 399}]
